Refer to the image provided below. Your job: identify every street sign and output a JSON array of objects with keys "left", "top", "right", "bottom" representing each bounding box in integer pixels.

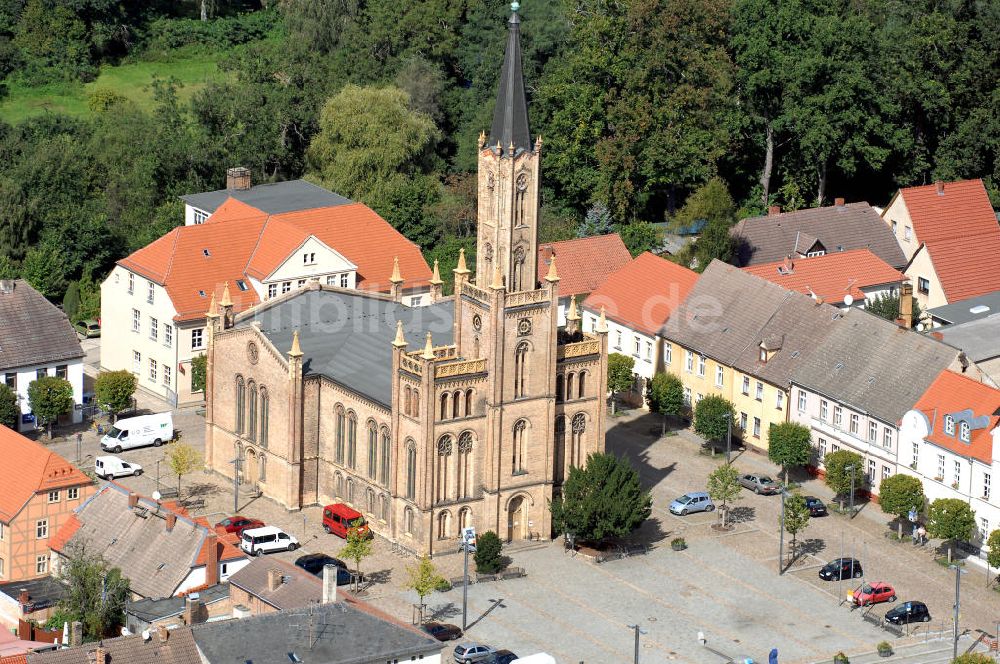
[{"left": 462, "top": 526, "right": 476, "bottom": 544}]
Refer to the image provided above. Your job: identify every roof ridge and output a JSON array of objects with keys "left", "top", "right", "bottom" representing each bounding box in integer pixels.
[{"left": 161, "top": 225, "right": 182, "bottom": 283}]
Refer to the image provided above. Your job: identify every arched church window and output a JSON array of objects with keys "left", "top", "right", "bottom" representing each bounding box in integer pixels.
[
  {"left": 405, "top": 440, "right": 416, "bottom": 500},
  {"left": 235, "top": 376, "right": 245, "bottom": 433},
  {"left": 571, "top": 413, "right": 587, "bottom": 468},
  {"left": 458, "top": 432, "right": 474, "bottom": 499},
  {"left": 512, "top": 419, "right": 527, "bottom": 474},
  {"left": 512, "top": 245, "right": 526, "bottom": 291},
  {"left": 514, "top": 342, "right": 529, "bottom": 398}
]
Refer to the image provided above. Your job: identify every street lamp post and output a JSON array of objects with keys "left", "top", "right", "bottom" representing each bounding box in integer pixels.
[
  {"left": 626, "top": 623, "right": 647, "bottom": 664},
  {"left": 778, "top": 489, "right": 787, "bottom": 575},
  {"left": 949, "top": 564, "right": 967, "bottom": 660},
  {"left": 726, "top": 415, "right": 732, "bottom": 465},
  {"left": 155, "top": 459, "right": 163, "bottom": 491},
  {"left": 228, "top": 456, "right": 241, "bottom": 513},
  {"left": 845, "top": 464, "right": 856, "bottom": 517}
]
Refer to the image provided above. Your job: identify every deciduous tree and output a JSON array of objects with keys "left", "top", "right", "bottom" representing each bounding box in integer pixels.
[
  {"left": 405, "top": 554, "right": 445, "bottom": 622},
  {"left": 165, "top": 443, "right": 202, "bottom": 496},
  {"left": 823, "top": 450, "right": 865, "bottom": 509},
  {"left": 926, "top": 498, "right": 976, "bottom": 563},
  {"left": 878, "top": 474, "right": 925, "bottom": 538},
  {"left": 191, "top": 354, "right": 207, "bottom": 394},
  {"left": 707, "top": 463, "right": 741, "bottom": 527},
  {"left": 781, "top": 494, "right": 811, "bottom": 561},
  {"left": 647, "top": 372, "right": 685, "bottom": 434},
  {"left": 0, "top": 384, "right": 17, "bottom": 430},
  {"left": 27, "top": 375, "right": 73, "bottom": 438},
  {"left": 52, "top": 544, "right": 129, "bottom": 639},
  {"left": 341, "top": 519, "right": 373, "bottom": 590},
  {"left": 693, "top": 395, "right": 736, "bottom": 451},
  {"left": 987, "top": 530, "right": 1000, "bottom": 587},
  {"left": 767, "top": 422, "right": 812, "bottom": 485},
  {"left": 93, "top": 370, "right": 137, "bottom": 423},
  {"left": 473, "top": 530, "right": 504, "bottom": 574},
  {"left": 606, "top": 353, "right": 635, "bottom": 415}
]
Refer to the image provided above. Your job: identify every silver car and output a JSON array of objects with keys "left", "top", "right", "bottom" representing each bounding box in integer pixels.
[
  {"left": 738, "top": 473, "right": 781, "bottom": 495},
  {"left": 454, "top": 643, "right": 496, "bottom": 663}
]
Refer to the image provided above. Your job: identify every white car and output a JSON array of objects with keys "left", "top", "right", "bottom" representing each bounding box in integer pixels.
[
  {"left": 95, "top": 455, "right": 143, "bottom": 480},
  {"left": 240, "top": 526, "right": 299, "bottom": 556}
]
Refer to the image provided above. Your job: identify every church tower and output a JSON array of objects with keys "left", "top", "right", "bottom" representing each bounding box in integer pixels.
[{"left": 476, "top": 2, "right": 541, "bottom": 292}]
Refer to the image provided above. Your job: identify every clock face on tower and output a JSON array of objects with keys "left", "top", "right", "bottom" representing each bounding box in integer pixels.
[
  {"left": 473, "top": 314, "right": 482, "bottom": 331},
  {"left": 517, "top": 318, "right": 532, "bottom": 336}
]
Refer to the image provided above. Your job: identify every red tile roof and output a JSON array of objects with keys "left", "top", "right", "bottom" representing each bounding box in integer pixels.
[
  {"left": 742, "top": 249, "right": 904, "bottom": 304},
  {"left": 0, "top": 655, "right": 28, "bottom": 664},
  {"left": 47, "top": 514, "right": 81, "bottom": 552},
  {"left": 914, "top": 370, "right": 1000, "bottom": 464},
  {"left": 537, "top": 234, "right": 632, "bottom": 297},
  {"left": 899, "top": 179, "right": 998, "bottom": 245},
  {"left": 119, "top": 199, "right": 430, "bottom": 323},
  {"left": 918, "top": 231, "right": 1000, "bottom": 302},
  {"left": 0, "top": 427, "right": 91, "bottom": 523},
  {"left": 582, "top": 252, "right": 699, "bottom": 336}
]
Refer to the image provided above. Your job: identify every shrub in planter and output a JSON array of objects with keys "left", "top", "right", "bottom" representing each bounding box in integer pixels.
[
  {"left": 670, "top": 537, "right": 686, "bottom": 551},
  {"left": 876, "top": 641, "right": 892, "bottom": 657},
  {"left": 832, "top": 652, "right": 850, "bottom": 664}
]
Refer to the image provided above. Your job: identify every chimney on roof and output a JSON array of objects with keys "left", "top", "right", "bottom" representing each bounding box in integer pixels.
[
  {"left": 205, "top": 532, "right": 220, "bottom": 586},
  {"left": 183, "top": 595, "right": 206, "bottom": 625},
  {"left": 87, "top": 646, "right": 107, "bottom": 664},
  {"left": 17, "top": 589, "right": 28, "bottom": 606},
  {"left": 768, "top": 205, "right": 781, "bottom": 217},
  {"left": 322, "top": 564, "right": 339, "bottom": 604},
  {"left": 165, "top": 512, "right": 177, "bottom": 532},
  {"left": 226, "top": 167, "right": 251, "bottom": 191},
  {"left": 156, "top": 624, "right": 169, "bottom": 643},
  {"left": 128, "top": 492, "right": 138, "bottom": 509},
  {"left": 267, "top": 568, "right": 283, "bottom": 592},
  {"left": 935, "top": 180, "right": 945, "bottom": 195},
  {"left": 834, "top": 197, "right": 845, "bottom": 207},
  {"left": 71, "top": 622, "right": 83, "bottom": 647},
  {"left": 898, "top": 282, "right": 913, "bottom": 329},
  {"left": 0, "top": 280, "right": 13, "bottom": 294}
]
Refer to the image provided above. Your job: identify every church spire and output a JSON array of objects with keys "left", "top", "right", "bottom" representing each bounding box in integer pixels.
[{"left": 488, "top": 2, "right": 531, "bottom": 155}]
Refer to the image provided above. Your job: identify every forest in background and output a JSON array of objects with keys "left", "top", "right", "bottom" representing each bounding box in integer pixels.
[{"left": 0, "top": 0, "right": 996, "bottom": 313}]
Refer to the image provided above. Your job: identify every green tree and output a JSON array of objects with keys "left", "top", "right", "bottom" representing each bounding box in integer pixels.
[
  {"left": 62, "top": 281, "right": 81, "bottom": 322},
  {"left": 646, "top": 372, "right": 686, "bottom": 434},
  {"left": 781, "top": 494, "right": 811, "bottom": 563},
  {"left": 866, "top": 291, "right": 923, "bottom": 327},
  {"left": 0, "top": 383, "right": 17, "bottom": 430},
  {"left": 21, "top": 241, "right": 68, "bottom": 299},
  {"left": 341, "top": 519, "right": 373, "bottom": 590},
  {"left": 93, "top": 370, "right": 136, "bottom": 423},
  {"left": 670, "top": 178, "right": 736, "bottom": 233},
  {"left": 926, "top": 498, "right": 976, "bottom": 563},
  {"left": 77, "top": 277, "right": 101, "bottom": 322},
  {"left": 576, "top": 203, "right": 614, "bottom": 238},
  {"left": 165, "top": 443, "right": 202, "bottom": 496},
  {"left": 878, "top": 474, "right": 925, "bottom": 538},
  {"left": 191, "top": 354, "right": 207, "bottom": 394},
  {"left": 693, "top": 395, "right": 736, "bottom": 452},
  {"left": 53, "top": 544, "right": 129, "bottom": 640},
  {"left": 707, "top": 462, "right": 742, "bottom": 527},
  {"left": 473, "top": 530, "right": 504, "bottom": 574},
  {"left": 951, "top": 652, "right": 995, "bottom": 664},
  {"left": 27, "top": 375, "right": 73, "bottom": 438},
  {"left": 767, "top": 422, "right": 812, "bottom": 484},
  {"left": 405, "top": 555, "right": 445, "bottom": 622},
  {"left": 0, "top": 255, "right": 18, "bottom": 279},
  {"left": 606, "top": 353, "right": 635, "bottom": 415},
  {"left": 986, "top": 530, "right": 1000, "bottom": 587},
  {"left": 549, "top": 452, "right": 652, "bottom": 544},
  {"left": 823, "top": 450, "right": 865, "bottom": 509},
  {"left": 615, "top": 222, "right": 662, "bottom": 257}
]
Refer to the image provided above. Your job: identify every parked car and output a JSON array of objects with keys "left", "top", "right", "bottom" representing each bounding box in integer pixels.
[
  {"left": 322, "top": 503, "right": 370, "bottom": 539},
  {"left": 294, "top": 554, "right": 352, "bottom": 585},
  {"left": 95, "top": 455, "right": 142, "bottom": 479},
  {"left": 421, "top": 622, "right": 463, "bottom": 641},
  {"left": 669, "top": 492, "right": 715, "bottom": 515},
  {"left": 738, "top": 474, "right": 781, "bottom": 495},
  {"left": 804, "top": 496, "right": 827, "bottom": 516},
  {"left": 74, "top": 319, "right": 101, "bottom": 338},
  {"left": 240, "top": 526, "right": 299, "bottom": 556},
  {"left": 885, "top": 601, "right": 931, "bottom": 625},
  {"left": 454, "top": 643, "right": 496, "bottom": 663},
  {"left": 818, "top": 558, "right": 863, "bottom": 581},
  {"left": 100, "top": 412, "right": 173, "bottom": 452},
  {"left": 215, "top": 516, "right": 265, "bottom": 535},
  {"left": 490, "top": 650, "right": 518, "bottom": 664},
  {"left": 853, "top": 582, "right": 896, "bottom": 606}
]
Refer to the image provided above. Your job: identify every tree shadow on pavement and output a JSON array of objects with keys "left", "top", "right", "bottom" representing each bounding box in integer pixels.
[
  {"left": 727, "top": 506, "right": 756, "bottom": 525},
  {"left": 184, "top": 482, "right": 222, "bottom": 497},
  {"left": 787, "top": 538, "right": 827, "bottom": 569},
  {"left": 427, "top": 602, "right": 461, "bottom": 621},
  {"left": 365, "top": 568, "right": 393, "bottom": 585}
]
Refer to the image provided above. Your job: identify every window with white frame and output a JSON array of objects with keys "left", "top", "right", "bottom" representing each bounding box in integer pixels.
[
  {"left": 664, "top": 343, "right": 672, "bottom": 365},
  {"left": 883, "top": 427, "right": 892, "bottom": 448},
  {"left": 685, "top": 351, "right": 694, "bottom": 372},
  {"left": 325, "top": 275, "right": 335, "bottom": 286},
  {"left": 303, "top": 252, "right": 316, "bottom": 265},
  {"left": 753, "top": 417, "right": 761, "bottom": 438},
  {"left": 634, "top": 337, "right": 640, "bottom": 356},
  {"left": 954, "top": 460, "right": 962, "bottom": 486},
  {"left": 798, "top": 390, "right": 807, "bottom": 412},
  {"left": 163, "top": 365, "right": 172, "bottom": 387},
  {"left": 164, "top": 324, "right": 173, "bottom": 347},
  {"left": 833, "top": 405, "right": 843, "bottom": 427},
  {"left": 882, "top": 465, "right": 891, "bottom": 481},
  {"left": 904, "top": 226, "right": 912, "bottom": 240},
  {"left": 47, "top": 490, "right": 59, "bottom": 503},
  {"left": 191, "top": 328, "right": 204, "bottom": 350},
  {"left": 917, "top": 276, "right": 929, "bottom": 294},
  {"left": 960, "top": 422, "right": 970, "bottom": 442},
  {"left": 147, "top": 280, "right": 154, "bottom": 304},
  {"left": 696, "top": 393, "right": 703, "bottom": 404},
  {"left": 36, "top": 520, "right": 47, "bottom": 538},
  {"left": 340, "top": 273, "right": 348, "bottom": 288},
  {"left": 683, "top": 387, "right": 691, "bottom": 405},
  {"left": 715, "top": 366, "right": 724, "bottom": 387},
  {"left": 149, "top": 317, "right": 158, "bottom": 341},
  {"left": 740, "top": 412, "right": 747, "bottom": 430},
  {"left": 132, "top": 309, "right": 140, "bottom": 333},
  {"left": 742, "top": 376, "right": 750, "bottom": 395},
  {"left": 68, "top": 487, "right": 78, "bottom": 500},
  {"left": 268, "top": 283, "right": 278, "bottom": 298},
  {"left": 149, "top": 358, "right": 157, "bottom": 383},
  {"left": 193, "top": 209, "right": 208, "bottom": 224},
  {"left": 985, "top": 473, "right": 991, "bottom": 500},
  {"left": 297, "top": 279, "right": 306, "bottom": 288},
  {"left": 911, "top": 442, "right": 919, "bottom": 468},
  {"left": 128, "top": 272, "right": 134, "bottom": 294},
  {"left": 981, "top": 517, "right": 990, "bottom": 540},
  {"left": 615, "top": 331, "right": 622, "bottom": 349},
  {"left": 850, "top": 413, "right": 859, "bottom": 434},
  {"left": 282, "top": 281, "right": 291, "bottom": 293},
  {"left": 755, "top": 382, "right": 763, "bottom": 401},
  {"left": 867, "top": 459, "right": 875, "bottom": 481},
  {"left": 36, "top": 555, "right": 47, "bottom": 574},
  {"left": 818, "top": 437, "right": 827, "bottom": 458},
  {"left": 868, "top": 421, "right": 878, "bottom": 442},
  {"left": 775, "top": 391, "right": 784, "bottom": 410},
  {"left": 645, "top": 341, "right": 652, "bottom": 361},
  {"left": 820, "top": 400, "right": 829, "bottom": 421},
  {"left": 697, "top": 355, "right": 706, "bottom": 377},
  {"left": 132, "top": 351, "right": 141, "bottom": 374},
  {"left": 936, "top": 454, "right": 945, "bottom": 480},
  {"left": 944, "top": 415, "right": 955, "bottom": 435}
]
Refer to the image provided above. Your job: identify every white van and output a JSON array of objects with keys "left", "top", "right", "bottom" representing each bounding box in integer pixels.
[
  {"left": 100, "top": 413, "right": 174, "bottom": 452},
  {"left": 511, "top": 655, "right": 556, "bottom": 664},
  {"left": 95, "top": 455, "right": 143, "bottom": 480},
  {"left": 240, "top": 526, "right": 299, "bottom": 556}
]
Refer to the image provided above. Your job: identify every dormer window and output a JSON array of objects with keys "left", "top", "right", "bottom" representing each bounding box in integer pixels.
[
  {"left": 960, "top": 422, "right": 970, "bottom": 442},
  {"left": 759, "top": 347, "right": 767, "bottom": 363},
  {"left": 944, "top": 415, "right": 954, "bottom": 435},
  {"left": 236, "top": 280, "right": 248, "bottom": 292}
]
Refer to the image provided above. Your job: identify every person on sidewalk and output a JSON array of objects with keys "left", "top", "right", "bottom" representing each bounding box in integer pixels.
[{"left": 917, "top": 525, "right": 927, "bottom": 546}]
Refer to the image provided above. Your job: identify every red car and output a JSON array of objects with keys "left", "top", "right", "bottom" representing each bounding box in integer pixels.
[
  {"left": 853, "top": 582, "right": 896, "bottom": 606},
  {"left": 215, "top": 516, "right": 265, "bottom": 535}
]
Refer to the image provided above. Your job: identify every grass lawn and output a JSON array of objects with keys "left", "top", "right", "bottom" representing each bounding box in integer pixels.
[{"left": 0, "top": 50, "right": 227, "bottom": 123}]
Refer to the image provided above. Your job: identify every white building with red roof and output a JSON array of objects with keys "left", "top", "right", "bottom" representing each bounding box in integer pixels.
[
  {"left": 100, "top": 173, "right": 432, "bottom": 405},
  {"left": 897, "top": 370, "right": 1000, "bottom": 545}
]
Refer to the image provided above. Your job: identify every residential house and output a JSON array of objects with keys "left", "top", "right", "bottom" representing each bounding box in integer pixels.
[
  {"left": 932, "top": 318, "right": 1000, "bottom": 387},
  {"left": 27, "top": 624, "right": 200, "bottom": 664},
  {"left": 790, "top": 309, "right": 963, "bottom": 494},
  {"left": 732, "top": 200, "right": 906, "bottom": 269},
  {"left": 658, "top": 261, "right": 842, "bottom": 450},
  {"left": 0, "top": 629, "right": 57, "bottom": 661},
  {"left": 0, "top": 427, "right": 93, "bottom": 583},
  {"left": 0, "top": 280, "right": 84, "bottom": 433},
  {"left": 581, "top": 252, "right": 699, "bottom": 402},
  {"left": 926, "top": 290, "right": 1000, "bottom": 327},
  {"left": 897, "top": 370, "right": 1000, "bottom": 543},
  {"left": 537, "top": 234, "right": 632, "bottom": 325},
  {"left": 742, "top": 249, "right": 904, "bottom": 309},
  {"left": 882, "top": 179, "right": 1000, "bottom": 310},
  {"left": 101, "top": 179, "right": 432, "bottom": 406},
  {"left": 125, "top": 584, "right": 230, "bottom": 635},
  {"left": 49, "top": 484, "right": 248, "bottom": 599},
  {"left": 228, "top": 556, "right": 329, "bottom": 616},
  {"left": 0, "top": 577, "right": 68, "bottom": 631}
]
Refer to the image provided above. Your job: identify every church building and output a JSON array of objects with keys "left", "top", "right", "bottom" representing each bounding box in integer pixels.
[{"left": 202, "top": 6, "right": 609, "bottom": 555}]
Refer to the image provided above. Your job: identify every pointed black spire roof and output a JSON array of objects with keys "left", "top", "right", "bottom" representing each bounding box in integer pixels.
[{"left": 488, "top": 2, "right": 532, "bottom": 155}]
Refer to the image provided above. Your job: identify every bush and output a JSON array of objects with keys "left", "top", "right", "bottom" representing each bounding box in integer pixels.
[
  {"left": 832, "top": 652, "right": 849, "bottom": 664},
  {"left": 474, "top": 531, "right": 504, "bottom": 574},
  {"left": 141, "top": 13, "right": 274, "bottom": 53}
]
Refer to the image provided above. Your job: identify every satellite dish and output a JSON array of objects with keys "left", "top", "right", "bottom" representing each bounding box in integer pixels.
[
  {"left": 152, "top": 490, "right": 162, "bottom": 501},
  {"left": 843, "top": 294, "right": 854, "bottom": 307}
]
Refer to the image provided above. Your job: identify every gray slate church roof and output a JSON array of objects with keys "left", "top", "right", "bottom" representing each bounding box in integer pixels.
[
  {"left": 242, "top": 289, "right": 455, "bottom": 407},
  {"left": 0, "top": 279, "right": 83, "bottom": 372},
  {"left": 488, "top": 7, "right": 532, "bottom": 153},
  {"left": 180, "top": 179, "right": 351, "bottom": 216}
]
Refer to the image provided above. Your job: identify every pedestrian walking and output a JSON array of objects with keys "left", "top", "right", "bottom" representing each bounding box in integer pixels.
[
  {"left": 912, "top": 523, "right": 919, "bottom": 545},
  {"left": 917, "top": 525, "right": 927, "bottom": 546}
]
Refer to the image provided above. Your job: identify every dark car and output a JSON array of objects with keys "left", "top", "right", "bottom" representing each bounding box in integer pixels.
[
  {"left": 804, "top": 496, "right": 827, "bottom": 516},
  {"left": 489, "top": 650, "right": 518, "bottom": 664},
  {"left": 293, "top": 554, "right": 352, "bottom": 585},
  {"left": 215, "top": 516, "right": 265, "bottom": 535},
  {"left": 422, "top": 622, "right": 463, "bottom": 642},
  {"left": 818, "top": 557, "right": 863, "bottom": 581},
  {"left": 885, "top": 601, "right": 931, "bottom": 625}
]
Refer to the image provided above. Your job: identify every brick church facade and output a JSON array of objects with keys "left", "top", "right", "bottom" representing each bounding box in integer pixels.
[{"left": 202, "top": 7, "right": 609, "bottom": 555}]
